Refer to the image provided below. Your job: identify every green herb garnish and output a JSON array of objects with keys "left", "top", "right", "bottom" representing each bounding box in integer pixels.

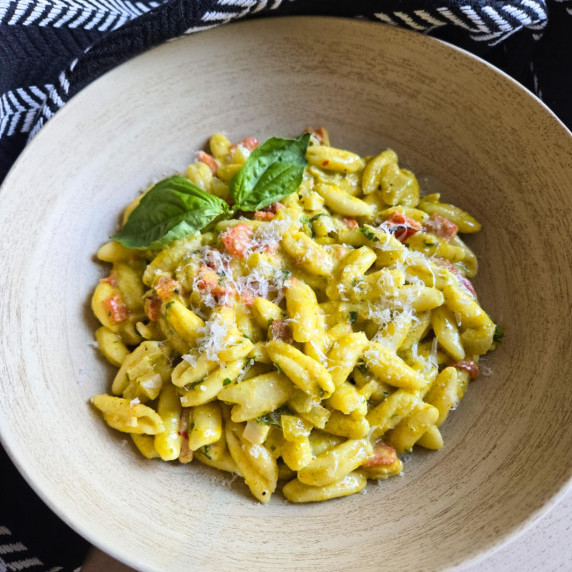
[
  {"left": 357, "top": 363, "right": 369, "bottom": 375},
  {"left": 229, "top": 133, "right": 311, "bottom": 211},
  {"left": 256, "top": 405, "right": 293, "bottom": 427},
  {"left": 112, "top": 176, "right": 229, "bottom": 249},
  {"left": 185, "top": 378, "right": 205, "bottom": 391},
  {"left": 112, "top": 133, "right": 311, "bottom": 249},
  {"left": 360, "top": 227, "right": 379, "bottom": 242},
  {"left": 493, "top": 322, "right": 504, "bottom": 344},
  {"left": 300, "top": 215, "right": 314, "bottom": 238}
]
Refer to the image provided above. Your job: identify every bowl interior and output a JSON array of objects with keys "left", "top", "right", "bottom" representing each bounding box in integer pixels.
[{"left": 0, "top": 17, "right": 571, "bottom": 572}]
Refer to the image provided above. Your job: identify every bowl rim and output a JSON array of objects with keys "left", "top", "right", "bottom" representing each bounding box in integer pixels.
[
  {"left": 1, "top": 15, "right": 571, "bottom": 572},
  {"left": 0, "top": 15, "right": 570, "bottom": 194}
]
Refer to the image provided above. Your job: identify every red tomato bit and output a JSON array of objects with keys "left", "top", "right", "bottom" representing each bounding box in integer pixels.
[
  {"left": 100, "top": 271, "right": 117, "bottom": 288},
  {"left": 452, "top": 360, "right": 479, "bottom": 380},
  {"left": 254, "top": 202, "right": 284, "bottom": 221},
  {"left": 230, "top": 136, "right": 259, "bottom": 153},
  {"left": 240, "top": 292, "right": 256, "bottom": 307},
  {"left": 144, "top": 294, "right": 162, "bottom": 322},
  {"left": 455, "top": 274, "right": 477, "bottom": 299},
  {"left": 362, "top": 441, "right": 398, "bottom": 468},
  {"left": 254, "top": 211, "right": 275, "bottom": 221},
  {"left": 155, "top": 275, "right": 183, "bottom": 301},
  {"left": 196, "top": 265, "right": 231, "bottom": 298},
  {"left": 423, "top": 213, "right": 458, "bottom": 241},
  {"left": 303, "top": 127, "right": 329, "bottom": 145},
  {"left": 221, "top": 223, "right": 253, "bottom": 258},
  {"left": 384, "top": 212, "right": 422, "bottom": 243},
  {"left": 104, "top": 294, "right": 129, "bottom": 324},
  {"left": 434, "top": 257, "right": 477, "bottom": 299},
  {"left": 197, "top": 150, "right": 219, "bottom": 174}
]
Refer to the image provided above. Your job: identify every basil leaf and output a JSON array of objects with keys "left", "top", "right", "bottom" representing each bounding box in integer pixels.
[
  {"left": 360, "top": 227, "right": 379, "bottom": 242},
  {"left": 230, "top": 133, "right": 310, "bottom": 211},
  {"left": 112, "top": 176, "right": 229, "bottom": 249},
  {"left": 256, "top": 405, "right": 294, "bottom": 427}
]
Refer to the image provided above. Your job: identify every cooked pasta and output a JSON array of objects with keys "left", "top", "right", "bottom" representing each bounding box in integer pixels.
[{"left": 90, "top": 128, "right": 501, "bottom": 503}]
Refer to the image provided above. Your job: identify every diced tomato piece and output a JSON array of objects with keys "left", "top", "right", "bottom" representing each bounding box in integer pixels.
[
  {"left": 254, "top": 210, "right": 275, "bottom": 221},
  {"left": 221, "top": 223, "right": 253, "bottom": 258},
  {"left": 270, "top": 319, "right": 293, "bottom": 343},
  {"left": 304, "top": 126, "right": 329, "bottom": 145},
  {"left": 243, "top": 137, "right": 259, "bottom": 151},
  {"left": 144, "top": 294, "right": 162, "bottom": 322},
  {"left": 230, "top": 136, "right": 259, "bottom": 153},
  {"left": 240, "top": 292, "right": 256, "bottom": 306},
  {"left": 316, "top": 127, "right": 328, "bottom": 145},
  {"left": 155, "top": 275, "right": 182, "bottom": 301},
  {"left": 197, "top": 150, "right": 219, "bottom": 174},
  {"left": 196, "top": 265, "right": 230, "bottom": 297},
  {"left": 178, "top": 409, "right": 193, "bottom": 463},
  {"left": 452, "top": 360, "right": 479, "bottom": 380},
  {"left": 104, "top": 294, "right": 129, "bottom": 324},
  {"left": 100, "top": 271, "right": 117, "bottom": 288},
  {"left": 455, "top": 273, "right": 477, "bottom": 299},
  {"left": 434, "top": 257, "right": 477, "bottom": 299},
  {"left": 362, "top": 441, "right": 398, "bottom": 468},
  {"left": 384, "top": 212, "right": 422, "bottom": 243},
  {"left": 394, "top": 227, "right": 416, "bottom": 243},
  {"left": 424, "top": 213, "right": 458, "bottom": 241},
  {"left": 254, "top": 202, "right": 284, "bottom": 221},
  {"left": 386, "top": 213, "right": 416, "bottom": 226},
  {"left": 342, "top": 217, "right": 358, "bottom": 230}
]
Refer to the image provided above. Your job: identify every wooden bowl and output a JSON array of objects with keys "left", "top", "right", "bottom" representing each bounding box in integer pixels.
[{"left": 0, "top": 17, "right": 570, "bottom": 572}]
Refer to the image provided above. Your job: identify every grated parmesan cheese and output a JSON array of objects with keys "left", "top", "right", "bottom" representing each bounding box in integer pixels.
[
  {"left": 429, "top": 337, "right": 439, "bottom": 369},
  {"left": 90, "top": 132, "right": 499, "bottom": 505},
  {"left": 245, "top": 217, "right": 293, "bottom": 256},
  {"left": 195, "top": 310, "right": 233, "bottom": 362},
  {"left": 181, "top": 353, "right": 197, "bottom": 367}
]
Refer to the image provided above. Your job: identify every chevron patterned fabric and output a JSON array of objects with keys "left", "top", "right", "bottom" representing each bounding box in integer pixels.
[{"left": 0, "top": 0, "right": 570, "bottom": 569}]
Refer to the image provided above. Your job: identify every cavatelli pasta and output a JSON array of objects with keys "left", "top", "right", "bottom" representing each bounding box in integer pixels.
[{"left": 90, "top": 128, "right": 500, "bottom": 503}]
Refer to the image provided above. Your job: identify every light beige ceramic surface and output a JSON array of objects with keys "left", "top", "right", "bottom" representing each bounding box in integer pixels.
[{"left": 0, "top": 17, "right": 570, "bottom": 572}]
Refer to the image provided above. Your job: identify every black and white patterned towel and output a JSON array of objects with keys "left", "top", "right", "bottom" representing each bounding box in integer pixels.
[{"left": 0, "top": 0, "right": 570, "bottom": 570}]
